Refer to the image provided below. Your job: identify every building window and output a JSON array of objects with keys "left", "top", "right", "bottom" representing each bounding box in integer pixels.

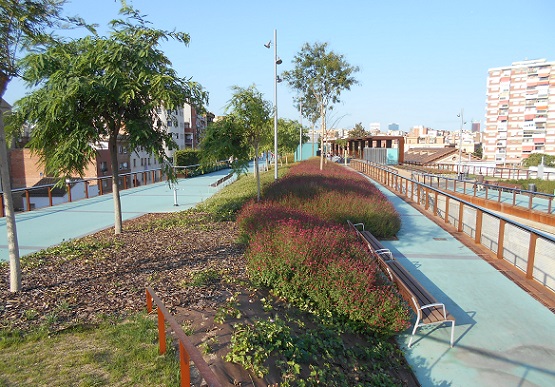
[{"left": 133, "top": 159, "right": 136, "bottom": 168}]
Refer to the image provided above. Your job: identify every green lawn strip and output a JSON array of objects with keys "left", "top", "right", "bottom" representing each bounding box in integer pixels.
[{"left": 0, "top": 314, "right": 179, "bottom": 386}]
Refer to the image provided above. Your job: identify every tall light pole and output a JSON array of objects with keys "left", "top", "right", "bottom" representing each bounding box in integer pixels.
[
  {"left": 269, "top": 29, "right": 282, "bottom": 180},
  {"left": 457, "top": 109, "right": 466, "bottom": 179}
]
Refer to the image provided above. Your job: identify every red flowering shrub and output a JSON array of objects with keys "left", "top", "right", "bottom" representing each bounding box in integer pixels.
[
  {"left": 239, "top": 159, "right": 410, "bottom": 337},
  {"left": 260, "top": 159, "right": 400, "bottom": 237},
  {"left": 246, "top": 219, "right": 410, "bottom": 336}
]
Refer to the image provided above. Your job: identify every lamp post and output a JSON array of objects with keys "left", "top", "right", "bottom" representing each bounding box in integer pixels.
[
  {"left": 457, "top": 109, "right": 466, "bottom": 180},
  {"left": 272, "top": 30, "right": 282, "bottom": 180}
]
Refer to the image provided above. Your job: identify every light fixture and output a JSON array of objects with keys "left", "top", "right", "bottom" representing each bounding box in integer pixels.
[{"left": 265, "top": 30, "right": 282, "bottom": 180}]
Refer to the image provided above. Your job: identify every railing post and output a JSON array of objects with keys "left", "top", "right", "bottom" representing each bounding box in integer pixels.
[
  {"left": 85, "top": 181, "right": 89, "bottom": 199},
  {"left": 528, "top": 192, "right": 533, "bottom": 210},
  {"left": 48, "top": 187, "right": 53, "bottom": 207},
  {"left": 424, "top": 187, "right": 430, "bottom": 211},
  {"left": 67, "top": 183, "right": 72, "bottom": 202},
  {"left": 0, "top": 194, "right": 4, "bottom": 217},
  {"left": 433, "top": 191, "right": 438, "bottom": 217},
  {"left": 475, "top": 209, "right": 483, "bottom": 244},
  {"left": 526, "top": 234, "right": 538, "bottom": 280},
  {"left": 157, "top": 308, "right": 166, "bottom": 355},
  {"left": 179, "top": 342, "right": 191, "bottom": 387},
  {"left": 458, "top": 202, "right": 464, "bottom": 232},
  {"left": 146, "top": 288, "right": 153, "bottom": 312},
  {"left": 445, "top": 196, "right": 450, "bottom": 224},
  {"left": 497, "top": 219, "right": 506, "bottom": 259},
  {"left": 25, "top": 190, "right": 31, "bottom": 211}
]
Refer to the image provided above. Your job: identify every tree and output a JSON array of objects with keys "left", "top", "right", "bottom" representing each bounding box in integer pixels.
[
  {"left": 283, "top": 42, "right": 359, "bottom": 170},
  {"left": 1, "top": 0, "right": 91, "bottom": 292},
  {"left": 10, "top": 6, "right": 207, "bottom": 236},
  {"left": 522, "top": 153, "right": 555, "bottom": 167},
  {"left": 277, "top": 118, "right": 308, "bottom": 164},
  {"left": 200, "top": 85, "right": 271, "bottom": 201},
  {"left": 348, "top": 122, "right": 367, "bottom": 138}
]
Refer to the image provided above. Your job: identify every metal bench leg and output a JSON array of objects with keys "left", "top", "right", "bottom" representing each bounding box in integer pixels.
[
  {"left": 450, "top": 320, "right": 455, "bottom": 347},
  {"left": 408, "top": 318, "right": 420, "bottom": 348}
]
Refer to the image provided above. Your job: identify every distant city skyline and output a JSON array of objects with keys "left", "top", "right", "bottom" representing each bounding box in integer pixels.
[{"left": 4, "top": 0, "right": 555, "bottom": 133}]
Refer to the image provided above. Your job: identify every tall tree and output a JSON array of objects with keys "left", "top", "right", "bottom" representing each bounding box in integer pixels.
[
  {"left": 200, "top": 85, "right": 271, "bottom": 201},
  {"left": 10, "top": 6, "right": 207, "bottom": 235},
  {"left": 283, "top": 42, "right": 359, "bottom": 170},
  {"left": 348, "top": 122, "right": 367, "bottom": 138},
  {"left": 277, "top": 118, "right": 308, "bottom": 164},
  {"left": 1, "top": 0, "right": 91, "bottom": 292}
]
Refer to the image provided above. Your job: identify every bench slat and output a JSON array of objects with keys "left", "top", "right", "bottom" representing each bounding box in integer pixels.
[{"left": 347, "top": 220, "right": 455, "bottom": 347}]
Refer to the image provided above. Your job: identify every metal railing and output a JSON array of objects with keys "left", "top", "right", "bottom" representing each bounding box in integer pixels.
[
  {"left": 406, "top": 162, "right": 555, "bottom": 181},
  {"left": 410, "top": 171, "right": 555, "bottom": 217},
  {"left": 351, "top": 160, "right": 555, "bottom": 294},
  {"left": 0, "top": 161, "right": 230, "bottom": 217},
  {"left": 146, "top": 287, "right": 223, "bottom": 387}
]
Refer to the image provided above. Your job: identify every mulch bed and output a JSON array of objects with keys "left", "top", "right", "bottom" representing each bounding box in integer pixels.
[
  {"left": 0, "top": 212, "right": 419, "bottom": 386},
  {"left": 0, "top": 213, "right": 245, "bottom": 333}
]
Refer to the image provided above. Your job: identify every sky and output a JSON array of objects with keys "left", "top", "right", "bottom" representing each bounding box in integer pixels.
[{"left": 4, "top": 0, "right": 555, "bottom": 133}]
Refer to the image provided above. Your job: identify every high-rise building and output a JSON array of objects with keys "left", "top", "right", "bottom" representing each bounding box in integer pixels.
[{"left": 483, "top": 59, "right": 555, "bottom": 165}]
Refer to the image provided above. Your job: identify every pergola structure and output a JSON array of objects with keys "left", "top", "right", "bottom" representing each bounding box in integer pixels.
[{"left": 328, "top": 135, "right": 405, "bottom": 164}]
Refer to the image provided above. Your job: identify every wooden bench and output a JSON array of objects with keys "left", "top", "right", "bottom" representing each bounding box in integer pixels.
[{"left": 347, "top": 220, "right": 455, "bottom": 348}]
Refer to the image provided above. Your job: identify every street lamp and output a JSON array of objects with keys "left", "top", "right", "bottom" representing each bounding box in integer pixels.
[
  {"left": 457, "top": 109, "right": 466, "bottom": 180},
  {"left": 265, "top": 29, "right": 282, "bottom": 180}
]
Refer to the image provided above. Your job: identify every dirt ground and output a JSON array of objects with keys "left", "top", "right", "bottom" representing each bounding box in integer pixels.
[{"left": 0, "top": 212, "right": 419, "bottom": 386}]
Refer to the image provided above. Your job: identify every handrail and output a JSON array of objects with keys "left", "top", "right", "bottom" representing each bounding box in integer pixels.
[
  {"left": 351, "top": 159, "right": 555, "bottom": 296},
  {"left": 145, "top": 286, "right": 223, "bottom": 387},
  {"left": 408, "top": 170, "right": 555, "bottom": 217},
  {"left": 0, "top": 162, "right": 227, "bottom": 216}
]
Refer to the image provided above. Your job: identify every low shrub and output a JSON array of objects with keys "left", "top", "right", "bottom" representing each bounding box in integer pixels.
[
  {"left": 259, "top": 159, "right": 401, "bottom": 237},
  {"left": 246, "top": 218, "right": 410, "bottom": 337}
]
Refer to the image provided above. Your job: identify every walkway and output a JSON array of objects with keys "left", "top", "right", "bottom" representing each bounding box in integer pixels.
[
  {"left": 0, "top": 168, "right": 234, "bottom": 261},
  {"left": 368, "top": 175, "right": 555, "bottom": 387}
]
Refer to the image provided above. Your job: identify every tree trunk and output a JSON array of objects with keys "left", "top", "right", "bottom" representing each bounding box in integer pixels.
[
  {"left": 0, "top": 112, "right": 21, "bottom": 292},
  {"left": 109, "top": 134, "right": 123, "bottom": 234},
  {"left": 319, "top": 107, "right": 326, "bottom": 171}
]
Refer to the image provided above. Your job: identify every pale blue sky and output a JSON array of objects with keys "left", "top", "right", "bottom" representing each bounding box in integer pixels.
[{"left": 4, "top": 0, "right": 555, "bottom": 132}]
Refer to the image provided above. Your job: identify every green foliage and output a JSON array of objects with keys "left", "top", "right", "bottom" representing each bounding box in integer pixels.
[
  {"left": 0, "top": 0, "right": 92, "bottom": 91},
  {"left": 200, "top": 116, "right": 252, "bottom": 175},
  {"left": 502, "top": 178, "right": 555, "bottom": 194},
  {"left": 225, "top": 310, "right": 404, "bottom": 385},
  {"left": 175, "top": 148, "right": 201, "bottom": 167},
  {"left": 12, "top": 7, "right": 207, "bottom": 178},
  {"left": 348, "top": 122, "right": 368, "bottom": 138},
  {"left": 278, "top": 118, "right": 309, "bottom": 155},
  {"left": 522, "top": 153, "right": 555, "bottom": 167}
]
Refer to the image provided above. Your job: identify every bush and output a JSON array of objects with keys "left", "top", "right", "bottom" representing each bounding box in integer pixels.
[
  {"left": 246, "top": 218, "right": 410, "bottom": 336},
  {"left": 239, "top": 159, "right": 409, "bottom": 337}
]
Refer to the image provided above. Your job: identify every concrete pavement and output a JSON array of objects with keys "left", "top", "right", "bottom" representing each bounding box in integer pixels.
[{"left": 368, "top": 174, "right": 555, "bottom": 387}]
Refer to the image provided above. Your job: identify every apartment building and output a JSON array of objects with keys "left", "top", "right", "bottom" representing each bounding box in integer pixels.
[{"left": 483, "top": 59, "right": 555, "bottom": 165}]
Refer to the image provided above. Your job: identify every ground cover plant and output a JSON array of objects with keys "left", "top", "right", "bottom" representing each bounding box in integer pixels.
[{"left": 0, "top": 161, "right": 418, "bottom": 386}]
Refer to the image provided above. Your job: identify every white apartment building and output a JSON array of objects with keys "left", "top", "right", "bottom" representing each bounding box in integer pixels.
[
  {"left": 483, "top": 59, "right": 555, "bottom": 165},
  {"left": 130, "top": 103, "right": 207, "bottom": 184}
]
